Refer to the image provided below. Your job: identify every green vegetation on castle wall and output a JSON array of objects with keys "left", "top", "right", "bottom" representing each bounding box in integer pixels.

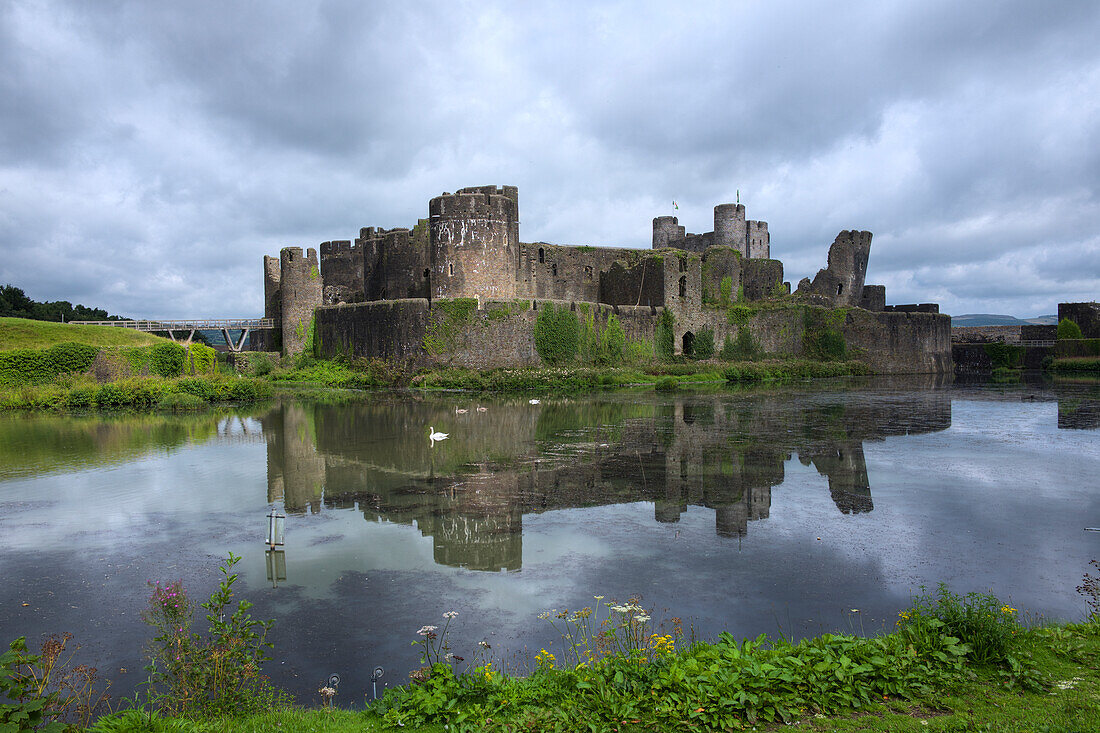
[
  {"left": 802, "top": 307, "right": 848, "bottom": 361},
  {"left": 654, "top": 308, "right": 675, "bottom": 360},
  {"left": 534, "top": 302, "right": 580, "bottom": 365},
  {"left": 424, "top": 298, "right": 479, "bottom": 355}
]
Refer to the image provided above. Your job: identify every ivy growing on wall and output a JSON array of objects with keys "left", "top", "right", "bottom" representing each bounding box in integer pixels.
[
  {"left": 802, "top": 307, "right": 848, "bottom": 361},
  {"left": 534, "top": 302, "right": 580, "bottom": 365},
  {"left": 424, "top": 298, "right": 479, "bottom": 355},
  {"left": 655, "top": 308, "right": 675, "bottom": 360},
  {"left": 693, "top": 325, "right": 715, "bottom": 359}
]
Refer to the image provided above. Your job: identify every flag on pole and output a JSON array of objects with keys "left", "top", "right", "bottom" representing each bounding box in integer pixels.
[{"left": 672, "top": 200, "right": 678, "bottom": 210}]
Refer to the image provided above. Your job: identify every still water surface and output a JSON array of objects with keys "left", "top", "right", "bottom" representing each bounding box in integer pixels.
[{"left": 1, "top": 377, "right": 1098, "bottom": 704}]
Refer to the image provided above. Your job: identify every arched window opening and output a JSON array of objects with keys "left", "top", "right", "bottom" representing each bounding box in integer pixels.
[
  {"left": 552, "top": 264, "right": 557, "bottom": 276},
  {"left": 538, "top": 248, "right": 545, "bottom": 263},
  {"left": 678, "top": 257, "right": 686, "bottom": 273},
  {"left": 836, "top": 283, "right": 843, "bottom": 296},
  {"left": 423, "top": 268, "right": 430, "bottom": 278},
  {"left": 682, "top": 331, "right": 695, "bottom": 357},
  {"left": 449, "top": 263, "right": 454, "bottom": 276},
  {"left": 678, "top": 275, "right": 687, "bottom": 298}
]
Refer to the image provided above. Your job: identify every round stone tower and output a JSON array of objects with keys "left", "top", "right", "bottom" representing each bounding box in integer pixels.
[
  {"left": 279, "top": 246, "right": 323, "bottom": 355},
  {"left": 713, "top": 203, "right": 747, "bottom": 255},
  {"left": 428, "top": 186, "right": 519, "bottom": 300}
]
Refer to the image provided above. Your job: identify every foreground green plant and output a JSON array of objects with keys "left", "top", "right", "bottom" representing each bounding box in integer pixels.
[{"left": 137, "top": 553, "right": 279, "bottom": 717}]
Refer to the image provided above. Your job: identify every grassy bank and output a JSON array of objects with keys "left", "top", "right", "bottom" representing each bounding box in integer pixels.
[
  {"left": 258, "top": 356, "right": 871, "bottom": 393},
  {"left": 0, "top": 373, "right": 272, "bottom": 411},
  {"left": 1053, "top": 356, "right": 1100, "bottom": 374},
  {"left": 0, "top": 316, "right": 164, "bottom": 350},
  {"left": 0, "top": 318, "right": 272, "bottom": 411}
]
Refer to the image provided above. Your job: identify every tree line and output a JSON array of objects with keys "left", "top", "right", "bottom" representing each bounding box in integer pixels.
[{"left": 0, "top": 284, "right": 126, "bottom": 322}]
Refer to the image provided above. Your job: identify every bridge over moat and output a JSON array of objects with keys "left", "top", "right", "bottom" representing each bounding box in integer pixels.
[{"left": 70, "top": 318, "right": 274, "bottom": 352}]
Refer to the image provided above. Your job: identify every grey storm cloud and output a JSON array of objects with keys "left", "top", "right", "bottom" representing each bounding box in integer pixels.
[{"left": 1, "top": 0, "right": 1098, "bottom": 318}]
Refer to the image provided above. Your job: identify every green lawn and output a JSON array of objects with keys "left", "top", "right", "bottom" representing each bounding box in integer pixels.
[{"left": 0, "top": 316, "right": 166, "bottom": 350}]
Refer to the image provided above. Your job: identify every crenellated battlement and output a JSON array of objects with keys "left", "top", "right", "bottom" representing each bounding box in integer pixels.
[{"left": 430, "top": 190, "right": 518, "bottom": 221}]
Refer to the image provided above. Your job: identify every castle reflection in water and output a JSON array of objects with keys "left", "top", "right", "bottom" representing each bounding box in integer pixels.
[{"left": 258, "top": 386, "right": 956, "bottom": 573}]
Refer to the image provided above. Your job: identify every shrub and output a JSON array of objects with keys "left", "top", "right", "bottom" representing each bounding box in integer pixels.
[
  {"left": 722, "top": 326, "right": 758, "bottom": 360},
  {"left": 899, "top": 584, "right": 1019, "bottom": 666},
  {"left": 534, "top": 303, "right": 580, "bottom": 365},
  {"left": 157, "top": 392, "right": 206, "bottom": 411},
  {"left": 1057, "top": 318, "right": 1083, "bottom": 340},
  {"left": 596, "top": 314, "right": 625, "bottom": 365},
  {"left": 692, "top": 326, "right": 715, "bottom": 359},
  {"left": 654, "top": 376, "right": 679, "bottom": 391},
  {"left": 654, "top": 309, "right": 675, "bottom": 360},
  {"left": 983, "top": 342, "right": 1023, "bottom": 369},
  {"left": 147, "top": 343, "right": 187, "bottom": 377},
  {"left": 1, "top": 637, "right": 66, "bottom": 732},
  {"left": 186, "top": 343, "right": 216, "bottom": 375},
  {"left": 0, "top": 342, "right": 99, "bottom": 387},
  {"left": 142, "top": 554, "right": 278, "bottom": 717}
]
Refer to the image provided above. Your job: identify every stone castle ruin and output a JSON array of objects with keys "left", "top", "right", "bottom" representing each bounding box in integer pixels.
[{"left": 256, "top": 185, "right": 951, "bottom": 373}]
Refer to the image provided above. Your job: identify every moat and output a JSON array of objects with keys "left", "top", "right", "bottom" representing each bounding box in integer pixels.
[{"left": 1, "top": 377, "right": 1098, "bottom": 704}]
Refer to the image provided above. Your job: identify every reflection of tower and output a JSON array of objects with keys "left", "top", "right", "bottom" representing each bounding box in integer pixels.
[
  {"left": 263, "top": 403, "right": 326, "bottom": 514},
  {"left": 805, "top": 441, "right": 872, "bottom": 514},
  {"left": 419, "top": 468, "right": 523, "bottom": 571}
]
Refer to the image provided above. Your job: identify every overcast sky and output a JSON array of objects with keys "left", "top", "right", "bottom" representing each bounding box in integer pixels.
[{"left": 2, "top": 0, "right": 1098, "bottom": 319}]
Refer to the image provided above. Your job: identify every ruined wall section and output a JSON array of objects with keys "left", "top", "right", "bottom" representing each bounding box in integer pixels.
[
  {"left": 701, "top": 246, "right": 742, "bottom": 306},
  {"left": 798, "top": 230, "right": 872, "bottom": 308},
  {"left": 518, "top": 244, "right": 643, "bottom": 301},
  {"left": 429, "top": 188, "right": 518, "bottom": 301},
  {"left": 319, "top": 240, "right": 363, "bottom": 305},
  {"left": 280, "top": 247, "right": 323, "bottom": 355},
  {"left": 741, "top": 259, "right": 785, "bottom": 301},
  {"left": 599, "top": 253, "right": 668, "bottom": 306}
]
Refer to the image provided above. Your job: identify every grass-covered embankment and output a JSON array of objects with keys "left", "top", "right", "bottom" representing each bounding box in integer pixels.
[
  {"left": 0, "top": 316, "right": 163, "bottom": 350},
  {"left": 0, "top": 317, "right": 271, "bottom": 411}
]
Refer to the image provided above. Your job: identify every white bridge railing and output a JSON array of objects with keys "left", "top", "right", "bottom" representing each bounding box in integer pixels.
[{"left": 69, "top": 319, "right": 276, "bottom": 352}]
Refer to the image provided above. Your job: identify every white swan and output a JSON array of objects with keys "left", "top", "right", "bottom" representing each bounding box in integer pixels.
[
  {"left": 528, "top": 398, "right": 540, "bottom": 405},
  {"left": 455, "top": 408, "right": 468, "bottom": 414},
  {"left": 476, "top": 406, "right": 487, "bottom": 413},
  {"left": 428, "top": 426, "right": 449, "bottom": 445}
]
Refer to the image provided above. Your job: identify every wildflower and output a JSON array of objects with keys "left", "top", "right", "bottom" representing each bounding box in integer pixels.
[
  {"left": 417, "top": 625, "right": 438, "bottom": 636},
  {"left": 445, "top": 652, "right": 455, "bottom": 661},
  {"left": 594, "top": 595, "right": 604, "bottom": 600},
  {"left": 537, "top": 612, "right": 550, "bottom": 620},
  {"left": 443, "top": 611, "right": 459, "bottom": 619},
  {"left": 479, "top": 640, "right": 491, "bottom": 648},
  {"left": 635, "top": 614, "right": 651, "bottom": 623}
]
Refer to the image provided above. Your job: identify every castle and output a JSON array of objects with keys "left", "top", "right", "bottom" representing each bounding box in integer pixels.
[{"left": 256, "top": 185, "right": 951, "bottom": 373}]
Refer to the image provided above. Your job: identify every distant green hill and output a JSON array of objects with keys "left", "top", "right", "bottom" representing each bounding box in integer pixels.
[
  {"left": 0, "top": 317, "right": 167, "bottom": 351},
  {"left": 952, "top": 313, "right": 1058, "bottom": 327}
]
